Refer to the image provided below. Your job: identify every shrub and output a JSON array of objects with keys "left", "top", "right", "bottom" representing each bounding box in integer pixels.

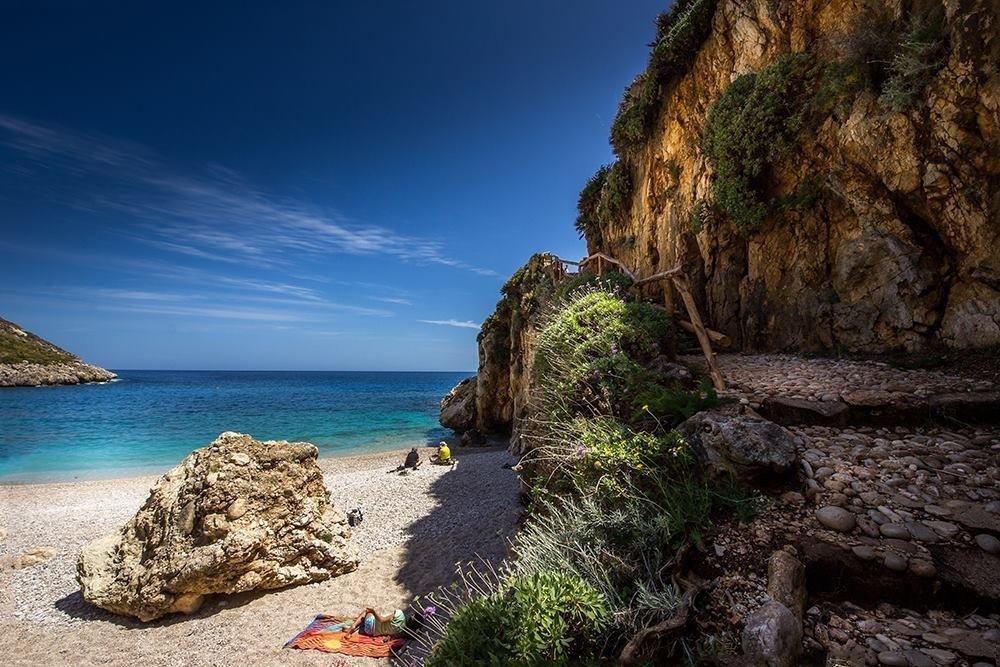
[
  {"left": 575, "top": 161, "right": 633, "bottom": 243},
  {"left": 632, "top": 377, "right": 720, "bottom": 425},
  {"left": 575, "top": 164, "right": 610, "bottom": 239},
  {"left": 598, "top": 160, "right": 633, "bottom": 224},
  {"left": 425, "top": 570, "right": 609, "bottom": 667},
  {"left": 610, "top": 0, "right": 719, "bottom": 157},
  {"left": 703, "top": 53, "right": 851, "bottom": 233},
  {"left": 532, "top": 290, "right": 672, "bottom": 412},
  {"left": 879, "top": 9, "right": 948, "bottom": 112},
  {"left": 554, "top": 270, "right": 633, "bottom": 301},
  {"left": 649, "top": 0, "right": 718, "bottom": 82},
  {"left": 610, "top": 73, "right": 660, "bottom": 158}
]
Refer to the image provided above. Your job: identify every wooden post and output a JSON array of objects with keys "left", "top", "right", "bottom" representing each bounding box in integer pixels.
[
  {"left": 662, "top": 279, "right": 675, "bottom": 318},
  {"left": 671, "top": 273, "right": 726, "bottom": 392}
]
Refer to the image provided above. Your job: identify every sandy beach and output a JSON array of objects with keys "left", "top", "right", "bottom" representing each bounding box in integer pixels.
[{"left": 0, "top": 445, "right": 522, "bottom": 666}]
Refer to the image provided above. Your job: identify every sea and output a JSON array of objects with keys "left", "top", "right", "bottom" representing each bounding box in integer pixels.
[{"left": 0, "top": 370, "right": 469, "bottom": 483}]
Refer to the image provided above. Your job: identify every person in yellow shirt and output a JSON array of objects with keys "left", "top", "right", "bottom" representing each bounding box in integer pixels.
[{"left": 433, "top": 441, "right": 455, "bottom": 466}]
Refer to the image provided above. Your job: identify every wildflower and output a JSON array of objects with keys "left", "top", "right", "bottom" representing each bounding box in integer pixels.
[{"left": 423, "top": 605, "right": 437, "bottom": 616}]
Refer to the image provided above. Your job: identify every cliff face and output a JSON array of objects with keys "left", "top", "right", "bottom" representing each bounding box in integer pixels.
[
  {"left": 588, "top": 0, "right": 999, "bottom": 353},
  {"left": 442, "top": 254, "right": 563, "bottom": 447},
  {"left": 0, "top": 317, "right": 116, "bottom": 387}
]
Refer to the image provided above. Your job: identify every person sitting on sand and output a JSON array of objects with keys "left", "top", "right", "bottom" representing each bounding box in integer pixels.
[
  {"left": 403, "top": 447, "right": 420, "bottom": 470},
  {"left": 431, "top": 441, "right": 455, "bottom": 466},
  {"left": 345, "top": 607, "right": 407, "bottom": 638}
]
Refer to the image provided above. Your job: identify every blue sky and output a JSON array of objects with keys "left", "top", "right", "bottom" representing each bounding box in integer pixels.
[{"left": 1, "top": 1, "right": 663, "bottom": 370}]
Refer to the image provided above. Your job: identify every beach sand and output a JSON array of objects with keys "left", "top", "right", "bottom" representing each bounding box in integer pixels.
[{"left": 0, "top": 446, "right": 522, "bottom": 666}]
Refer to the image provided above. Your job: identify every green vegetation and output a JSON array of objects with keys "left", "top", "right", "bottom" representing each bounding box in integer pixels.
[
  {"left": 421, "top": 289, "right": 758, "bottom": 663},
  {"left": 878, "top": 10, "right": 948, "bottom": 112},
  {"left": 610, "top": 0, "right": 719, "bottom": 157},
  {"left": 0, "top": 319, "right": 75, "bottom": 365},
  {"left": 425, "top": 570, "right": 609, "bottom": 667},
  {"left": 844, "top": 4, "right": 948, "bottom": 113},
  {"left": 532, "top": 290, "right": 671, "bottom": 413},
  {"left": 574, "top": 164, "right": 610, "bottom": 239},
  {"left": 702, "top": 54, "right": 861, "bottom": 233},
  {"left": 575, "top": 161, "right": 633, "bottom": 243},
  {"left": 689, "top": 199, "right": 706, "bottom": 234},
  {"left": 553, "top": 270, "right": 633, "bottom": 301},
  {"left": 632, "top": 377, "right": 719, "bottom": 424}
]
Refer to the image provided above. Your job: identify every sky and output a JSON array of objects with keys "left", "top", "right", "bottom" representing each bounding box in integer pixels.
[{"left": 0, "top": 1, "right": 664, "bottom": 371}]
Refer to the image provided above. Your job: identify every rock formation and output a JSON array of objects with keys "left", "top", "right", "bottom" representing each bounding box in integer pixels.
[
  {"left": 77, "top": 432, "right": 358, "bottom": 621},
  {"left": 676, "top": 408, "right": 797, "bottom": 481},
  {"left": 439, "top": 375, "right": 477, "bottom": 432},
  {"left": 441, "top": 253, "right": 565, "bottom": 448},
  {"left": 0, "top": 316, "right": 115, "bottom": 386},
  {"left": 583, "top": 0, "right": 999, "bottom": 353}
]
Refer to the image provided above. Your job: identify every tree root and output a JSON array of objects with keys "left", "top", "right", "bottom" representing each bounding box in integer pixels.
[{"left": 618, "top": 578, "right": 702, "bottom": 666}]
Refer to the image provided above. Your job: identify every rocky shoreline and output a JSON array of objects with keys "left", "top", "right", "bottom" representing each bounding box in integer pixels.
[{"left": 0, "top": 362, "right": 117, "bottom": 387}]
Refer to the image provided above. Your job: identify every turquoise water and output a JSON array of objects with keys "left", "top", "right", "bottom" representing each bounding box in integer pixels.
[{"left": 0, "top": 370, "right": 469, "bottom": 483}]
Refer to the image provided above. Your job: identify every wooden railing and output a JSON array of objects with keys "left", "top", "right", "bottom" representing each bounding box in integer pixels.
[{"left": 551, "top": 252, "right": 727, "bottom": 391}]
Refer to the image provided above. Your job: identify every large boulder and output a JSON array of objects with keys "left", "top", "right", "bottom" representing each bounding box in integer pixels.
[
  {"left": 440, "top": 375, "right": 477, "bottom": 431},
  {"left": 677, "top": 410, "right": 796, "bottom": 481},
  {"left": 77, "top": 432, "right": 358, "bottom": 621}
]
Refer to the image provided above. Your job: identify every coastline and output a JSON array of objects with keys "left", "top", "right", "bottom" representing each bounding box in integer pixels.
[
  {"left": 0, "top": 439, "right": 474, "bottom": 486},
  {"left": 0, "top": 443, "right": 521, "bottom": 666}
]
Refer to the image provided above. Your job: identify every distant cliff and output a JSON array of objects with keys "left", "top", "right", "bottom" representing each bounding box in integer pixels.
[
  {"left": 580, "top": 0, "right": 998, "bottom": 353},
  {"left": 0, "top": 317, "right": 116, "bottom": 387}
]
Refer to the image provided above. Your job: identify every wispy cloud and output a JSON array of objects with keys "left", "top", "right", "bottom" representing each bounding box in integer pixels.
[
  {"left": 418, "top": 319, "right": 480, "bottom": 329},
  {"left": 0, "top": 113, "right": 497, "bottom": 276},
  {"left": 371, "top": 296, "right": 413, "bottom": 306}
]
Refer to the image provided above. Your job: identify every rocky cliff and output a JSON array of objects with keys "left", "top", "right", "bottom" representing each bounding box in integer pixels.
[
  {"left": 583, "top": 0, "right": 998, "bottom": 353},
  {"left": 0, "top": 316, "right": 116, "bottom": 387},
  {"left": 440, "top": 253, "right": 564, "bottom": 449}
]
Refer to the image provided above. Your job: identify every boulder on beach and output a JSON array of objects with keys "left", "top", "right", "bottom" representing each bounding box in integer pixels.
[
  {"left": 440, "top": 375, "right": 477, "bottom": 432},
  {"left": 77, "top": 432, "right": 359, "bottom": 621},
  {"left": 677, "top": 410, "right": 797, "bottom": 481}
]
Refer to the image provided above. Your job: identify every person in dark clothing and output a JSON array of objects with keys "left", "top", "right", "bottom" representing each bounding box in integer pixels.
[{"left": 403, "top": 447, "right": 420, "bottom": 470}]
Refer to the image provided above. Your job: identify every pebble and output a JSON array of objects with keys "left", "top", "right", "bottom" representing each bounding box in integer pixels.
[
  {"left": 974, "top": 533, "right": 1000, "bottom": 554},
  {"left": 884, "top": 553, "right": 908, "bottom": 572},
  {"left": 924, "top": 521, "right": 959, "bottom": 539},
  {"left": 817, "top": 506, "right": 856, "bottom": 533},
  {"left": 853, "top": 545, "right": 876, "bottom": 561},
  {"left": 880, "top": 523, "right": 910, "bottom": 539},
  {"left": 909, "top": 559, "right": 936, "bottom": 578},
  {"left": 878, "top": 651, "right": 908, "bottom": 666}
]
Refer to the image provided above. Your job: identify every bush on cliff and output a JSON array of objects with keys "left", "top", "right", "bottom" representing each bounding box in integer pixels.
[
  {"left": 610, "top": 0, "right": 719, "bottom": 158},
  {"left": 532, "top": 289, "right": 672, "bottom": 418},
  {"left": 702, "top": 53, "right": 861, "bottom": 233},
  {"left": 575, "top": 161, "right": 634, "bottom": 243}
]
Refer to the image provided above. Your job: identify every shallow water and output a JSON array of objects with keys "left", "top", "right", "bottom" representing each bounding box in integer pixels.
[{"left": 0, "top": 370, "right": 469, "bottom": 483}]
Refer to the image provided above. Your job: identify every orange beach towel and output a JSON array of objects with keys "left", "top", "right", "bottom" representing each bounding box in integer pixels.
[{"left": 285, "top": 615, "right": 405, "bottom": 658}]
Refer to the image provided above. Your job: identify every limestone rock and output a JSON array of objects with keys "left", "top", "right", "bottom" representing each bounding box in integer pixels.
[
  {"left": 677, "top": 410, "right": 797, "bottom": 480},
  {"left": 439, "top": 375, "right": 477, "bottom": 432},
  {"left": 77, "top": 432, "right": 358, "bottom": 621},
  {"left": 0, "top": 361, "right": 116, "bottom": 387},
  {"left": 742, "top": 600, "right": 802, "bottom": 667},
  {"left": 816, "top": 506, "right": 856, "bottom": 533},
  {"left": 579, "top": 0, "right": 999, "bottom": 354}
]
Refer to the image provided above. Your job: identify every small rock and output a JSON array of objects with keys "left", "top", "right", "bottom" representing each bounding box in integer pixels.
[
  {"left": 853, "top": 545, "right": 876, "bottom": 561},
  {"left": 878, "top": 651, "right": 908, "bottom": 666},
  {"left": 742, "top": 601, "right": 802, "bottom": 667},
  {"left": 880, "top": 523, "right": 910, "bottom": 539},
  {"left": 13, "top": 546, "right": 57, "bottom": 569},
  {"left": 816, "top": 506, "right": 856, "bottom": 533},
  {"left": 973, "top": 533, "right": 1000, "bottom": 554},
  {"left": 780, "top": 491, "right": 805, "bottom": 505},
  {"left": 884, "top": 552, "right": 908, "bottom": 572},
  {"left": 909, "top": 559, "right": 936, "bottom": 578}
]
